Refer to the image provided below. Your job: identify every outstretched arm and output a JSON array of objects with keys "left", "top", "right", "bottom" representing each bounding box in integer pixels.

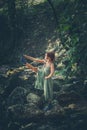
[
  {"left": 26, "top": 63, "right": 38, "bottom": 73},
  {"left": 24, "top": 55, "right": 45, "bottom": 63}
]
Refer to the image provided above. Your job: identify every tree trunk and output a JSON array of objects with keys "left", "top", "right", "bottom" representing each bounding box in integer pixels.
[{"left": 47, "top": 0, "right": 58, "bottom": 26}]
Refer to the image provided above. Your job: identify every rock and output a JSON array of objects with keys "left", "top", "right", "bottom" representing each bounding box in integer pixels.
[
  {"left": 27, "top": 93, "right": 41, "bottom": 104},
  {"left": 8, "top": 104, "right": 44, "bottom": 120},
  {"left": 55, "top": 90, "right": 84, "bottom": 105},
  {"left": 7, "top": 87, "right": 27, "bottom": 106}
]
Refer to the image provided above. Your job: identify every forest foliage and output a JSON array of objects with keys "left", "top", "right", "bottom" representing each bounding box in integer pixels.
[{"left": 0, "top": 0, "right": 87, "bottom": 84}]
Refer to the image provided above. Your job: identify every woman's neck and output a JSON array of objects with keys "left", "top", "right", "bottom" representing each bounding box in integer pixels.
[{"left": 46, "top": 60, "right": 52, "bottom": 64}]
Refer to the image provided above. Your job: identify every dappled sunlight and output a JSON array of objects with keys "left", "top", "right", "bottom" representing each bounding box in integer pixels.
[
  {"left": 28, "top": 0, "right": 45, "bottom": 5},
  {"left": 6, "top": 66, "right": 25, "bottom": 77},
  {"left": 0, "top": 65, "right": 34, "bottom": 80}
]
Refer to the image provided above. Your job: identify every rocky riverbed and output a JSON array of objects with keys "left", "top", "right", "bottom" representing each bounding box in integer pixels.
[{"left": 0, "top": 65, "right": 87, "bottom": 130}]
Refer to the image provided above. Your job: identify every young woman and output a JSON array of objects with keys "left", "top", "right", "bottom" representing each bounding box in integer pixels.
[{"left": 24, "top": 51, "right": 55, "bottom": 102}]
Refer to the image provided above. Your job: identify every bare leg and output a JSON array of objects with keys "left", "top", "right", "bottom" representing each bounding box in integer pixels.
[{"left": 26, "top": 63, "right": 38, "bottom": 72}]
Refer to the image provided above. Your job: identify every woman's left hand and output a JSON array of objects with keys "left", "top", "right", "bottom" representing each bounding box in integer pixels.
[{"left": 45, "top": 76, "right": 49, "bottom": 79}]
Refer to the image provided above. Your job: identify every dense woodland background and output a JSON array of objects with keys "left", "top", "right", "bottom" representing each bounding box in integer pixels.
[
  {"left": 0, "top": 0, "right": 87, "bottom": 82},
  {"left": 0, "top": 0, "right": 87, "bottom": 130}
]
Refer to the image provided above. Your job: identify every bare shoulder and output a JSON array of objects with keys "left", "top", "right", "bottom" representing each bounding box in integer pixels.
[{"left": 50, "top": 63, "right": 55, "bottom": 69}]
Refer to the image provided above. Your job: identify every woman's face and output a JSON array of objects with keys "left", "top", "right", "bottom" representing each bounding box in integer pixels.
[
  {"left": 44, "top": 53, "right": 51, "bottom": 61},
  {"left": 44, "top": 53, "right": 47, "bottom": 60},
  {"left": 45, "top": 54, "right": 47, "bottom": 60}
]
